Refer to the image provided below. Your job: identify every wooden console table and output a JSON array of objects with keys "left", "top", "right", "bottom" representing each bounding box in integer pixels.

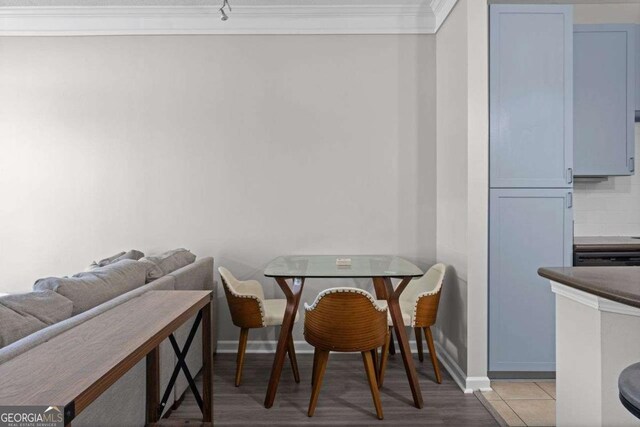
[{"left": 0, "top": 290, "right": 213, "bottom": 426}]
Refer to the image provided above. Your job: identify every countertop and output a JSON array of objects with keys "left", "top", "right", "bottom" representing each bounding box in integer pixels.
[
  {"left": 574, "top": 236, "right": 640, "bottom": 252},
  {"left": 538, "top": 267, "right": 640, "bottom": 309}
]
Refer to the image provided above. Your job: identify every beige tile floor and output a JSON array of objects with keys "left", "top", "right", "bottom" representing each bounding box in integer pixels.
[{"left": 482, "top": 381, "right": 556, "bottom": 426}]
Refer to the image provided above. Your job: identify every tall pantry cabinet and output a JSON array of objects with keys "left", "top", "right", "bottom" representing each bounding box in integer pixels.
[{"left": 489, "top": 5, "right": 574, "bottom": 374}]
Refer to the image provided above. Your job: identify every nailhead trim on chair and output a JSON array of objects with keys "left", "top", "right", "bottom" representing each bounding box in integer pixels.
[
  {"left": 304, "top": 287, "right": 387, "bottom": 312},
  {"left": 219, "top": 270, "right": 267, "bottom": 327}
]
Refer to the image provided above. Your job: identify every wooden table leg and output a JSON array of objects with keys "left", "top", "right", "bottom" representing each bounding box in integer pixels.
[
  {"left": 385, "top": 277, "right": 424, "bottom": 409},
  {"left": 146, "top": 346, "right": 160, "bottom": 424},
  {"left": 372, "top": 277, "right": 388, "bottom": 300},
  {"left": 264, "top": 277, "right": 304, "bottom": 408},
  {"left": 372, "top": 278, "right": 395, "bottom": 354},
  {"left": 202, "top": 302, "right": 213, "bottom": 422}
]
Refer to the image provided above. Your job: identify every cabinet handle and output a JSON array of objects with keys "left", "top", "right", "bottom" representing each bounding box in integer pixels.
[
  {"left": 567, "top": 168, "right": 573, "bottom": 184},
  {"left": 630, "top": 158, "right": 635, "bottom": 173},
  {"left": 567, "top": 192, "right": 573, "bottom": 208}
]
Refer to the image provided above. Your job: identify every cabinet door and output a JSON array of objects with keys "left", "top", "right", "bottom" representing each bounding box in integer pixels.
[
  {"left": 489, "top": 189, "right": 573, "bottom": 373},
  {"left": 574, "top": 25, "right": 636, "bottom": 176},
  {"left": 637, "top": 24, "right": 640, "bottom": 113},
  {"left": 490, "top": 5, "right": 573, "bottom": 188}
]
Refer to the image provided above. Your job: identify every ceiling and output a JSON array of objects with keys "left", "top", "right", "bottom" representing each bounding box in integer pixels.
[
  {"left": 0, "top": 0, "right": 430, "bottom": 7},
  {"left": 5, "top": 0, "right": 638, "bottom": 6}
]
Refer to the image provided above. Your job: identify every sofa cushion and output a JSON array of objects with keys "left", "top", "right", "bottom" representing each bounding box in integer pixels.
[
  {"left": 34, "top": 260, "right": 148, "bottom": 315},
  {"left": 0, "top": 305, "right": 45, "bottom": 349},
  {"left": 87, "top": 250, "right": 145, "bottom": 271},
  {"left": 0, "top": 290, "right": 73, "bottom": 324},
  {"left": 140, "top": 249, "right": 196, "bottom": 282},
  {"left": 1, "top": 275, "right": 176, "bottom": 365},
  {"left": 0, "top": 290, "right": 73, "bottom": 348}
]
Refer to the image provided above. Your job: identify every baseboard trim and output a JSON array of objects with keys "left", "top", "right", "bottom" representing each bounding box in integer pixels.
[
  {"left": 466, "top": 376, "right": 491, "bottom": 392},
  {"left": 217, "top": 339, "right": 485, "bottom": 393},
  {"left": 217, "top": 339, "right": 315, "bottom": 354},
  {"left": 489, "top": 371, "right": 556, "bottom": 380},
  {"left": 431, "top": 341, "right": 488, "bottom": 393}
]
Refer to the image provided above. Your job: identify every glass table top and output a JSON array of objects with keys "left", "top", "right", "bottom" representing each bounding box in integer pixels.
[{"left": 264, "top": 255, "right": 423, "bottom": 278}]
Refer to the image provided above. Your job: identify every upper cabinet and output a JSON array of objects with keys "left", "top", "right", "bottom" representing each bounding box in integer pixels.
[
  {"left": 490, "top": 5, "right": 574, "bottom": 189},
  {"left": 574, "top": 25, "right": 636, "bottom": 176}
]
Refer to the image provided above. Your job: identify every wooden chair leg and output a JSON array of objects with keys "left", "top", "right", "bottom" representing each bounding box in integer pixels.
[
  {"left": 388, "top": 327, "right": 396, "bottom": 355},
  {"left": 235, "top": 328, "right": 249, "bottom": 387},
  {"left": 378, "top": 330, "right": 390, "bottom": 388},
  {"left": 311, "top": 347, "right": 318, "bottom": 386},
  {"left": 362, "top": 350, "right": 384, "bottom": 420},
  {"left": 308, "top": 350, "right": 330, "bottom": 417},
  {"left": 287, "top": 334, "right": 300, "bottom": 383},
  {"left": 415, "top": 327, "right": 424, "bottom": 362},
  {"left": 371, "top": 348, "right": 379, "bottom": 374},
  {"left": 425, "top": 327, "right": 442, "bottom": 384}
]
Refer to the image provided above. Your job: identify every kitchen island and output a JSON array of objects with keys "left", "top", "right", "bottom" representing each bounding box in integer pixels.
[{"left": 538, "top": 267, "right": 640, "bottom": 426}]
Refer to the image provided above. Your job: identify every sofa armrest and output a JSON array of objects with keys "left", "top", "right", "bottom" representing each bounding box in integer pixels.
[{"left": 169, "top": 257, "right": 214, "bottom": 291}]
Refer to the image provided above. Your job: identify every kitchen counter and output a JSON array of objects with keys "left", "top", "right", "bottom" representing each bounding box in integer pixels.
[
  {"left": 538, "top": 266, "right": 640, "bottom": 309},
  {"left": 574, "top": 236, "right": 640, "bottom": 252},
  {"left": 538, "top": 266, "right": 640, "bottom": 426}
]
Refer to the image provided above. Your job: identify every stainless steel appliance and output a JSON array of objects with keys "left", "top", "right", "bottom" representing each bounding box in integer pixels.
[{"left": 574, "top": 251, "right": 640, "bottom": 266}]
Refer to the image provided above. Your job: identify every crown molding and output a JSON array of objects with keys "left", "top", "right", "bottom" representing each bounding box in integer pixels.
[
  {"left": 431, "top": 0, "right": 457, "bottom": 30},
  {"left": 0, "top": 1, "right": 458, "bottom": 36}
]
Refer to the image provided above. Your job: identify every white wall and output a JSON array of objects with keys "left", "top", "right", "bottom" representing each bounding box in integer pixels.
[
  {"left": 574, "top": 3, "right": 640, "bottom": 24},
  {"left": 464, "top": 0, "right": 489, "bottom": 388},
  {"left": 573, "top": 3, "right": 640, "bottom": 236},
  {"left": 434, "top": 0, "right": 490, "bottom": 389},
  {"left": 435, "top": 0, "right": 469, "bottom": 373},
  {"left": 0, "top": 34, "right": 437, "bottom": 342},
  {"left": 574, "top": 126, "right": 640, "bottom": 236}
]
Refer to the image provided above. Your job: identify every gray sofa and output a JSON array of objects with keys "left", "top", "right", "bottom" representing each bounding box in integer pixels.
[{"left": 0, "top": 256, "right": 215, "bottom": 427}]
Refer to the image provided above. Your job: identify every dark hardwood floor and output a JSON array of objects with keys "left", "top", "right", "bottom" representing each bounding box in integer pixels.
[{"left": 165, "top": 352, "right": 498, "bottom": 426}]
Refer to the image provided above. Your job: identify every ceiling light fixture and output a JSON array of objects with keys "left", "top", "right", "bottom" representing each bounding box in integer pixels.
[{"left": 219, "top": 0, "right": 231, "bottom": 21}]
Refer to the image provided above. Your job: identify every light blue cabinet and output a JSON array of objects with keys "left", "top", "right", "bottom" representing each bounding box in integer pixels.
[
  {"left": 489, "top": 189, "right": 573, "bottom": 373},
  {"left": 490, "top": 5, "right": 573, "bottom": 188},
  {"left": 636, "top": 24, "right": 640, "bottom": 114},
  {"left": 574, "top": 25, "right": 636, "bottom": 176},
  {"left": 489, "top": 4, "right": 574, "bottom": 375}
]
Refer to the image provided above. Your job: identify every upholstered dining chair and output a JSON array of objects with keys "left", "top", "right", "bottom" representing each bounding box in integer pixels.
[
  {"left": 304, "top": 288, "right": 390, "bottom": 420},
  {"left": 380, "top": 263, "right": 446, "bottom": 385},
  {"left": 218, "top": 267, "right": 300, "bottom": 387}
]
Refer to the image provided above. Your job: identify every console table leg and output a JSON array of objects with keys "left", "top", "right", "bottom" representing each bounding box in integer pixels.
[
  {"left": 202, "top": 303, "right": 213, "bottom": 423},
  {"left": 146, "top": 346, "right": 160, "bottom": 424}
]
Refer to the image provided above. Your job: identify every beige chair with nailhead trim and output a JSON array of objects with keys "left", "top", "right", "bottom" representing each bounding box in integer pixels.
[
  {"left": 378, "top": 263, "right": 446, "bottom": 384},
  {"left": 219, "top": 267, "right": 300, "bottom": 386}
]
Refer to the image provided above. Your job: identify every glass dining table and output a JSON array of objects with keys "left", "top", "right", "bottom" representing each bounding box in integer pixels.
[{"left": 262, "top": 255, "right": 425, "bottom": 409}]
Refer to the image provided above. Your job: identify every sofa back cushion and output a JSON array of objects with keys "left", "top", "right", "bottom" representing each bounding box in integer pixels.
[
  {"left": 34, "top": 260, "right": 148, "bottom": 315},
  {"left": 86, "top": 249, "right": 145, "bottom": 271},
  {"left": 140, "top": 249, "right": 196, "bottom": 282},
  {"left": 0, "top": 290, "right": 73, "bottom": 348}
]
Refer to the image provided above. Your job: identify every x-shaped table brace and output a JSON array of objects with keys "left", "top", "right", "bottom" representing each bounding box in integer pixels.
[{"left": 156, "top": 310, "right": 204, "bottom": 419}]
